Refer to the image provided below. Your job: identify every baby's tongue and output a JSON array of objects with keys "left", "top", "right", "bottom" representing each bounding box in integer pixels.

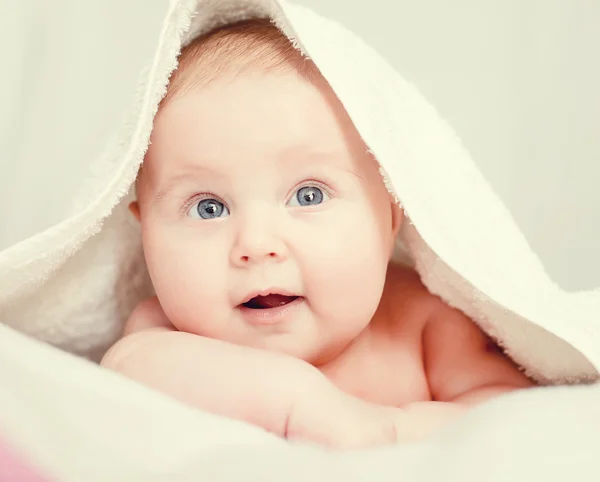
[{"left": 251, "top": 294, "right": 296, "bottom": 308}]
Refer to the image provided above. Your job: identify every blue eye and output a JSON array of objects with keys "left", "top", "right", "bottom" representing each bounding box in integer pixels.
[
  {"left": 288, "top": 185, "right": 329, "bottom": 207},
  {"left": 189, "top": 198, "right": 229, "bottom": 219}
]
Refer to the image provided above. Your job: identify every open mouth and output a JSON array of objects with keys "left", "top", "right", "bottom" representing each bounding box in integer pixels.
[{"left": 241, "top": 294, "right": 300, "bottom": 310}]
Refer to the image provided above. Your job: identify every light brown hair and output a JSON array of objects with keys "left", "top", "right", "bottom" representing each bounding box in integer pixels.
[{"left": 163, "top": 17, "right": 320, "bottom": 105}]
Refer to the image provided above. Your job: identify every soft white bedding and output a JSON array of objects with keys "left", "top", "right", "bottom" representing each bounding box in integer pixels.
[
  {"left": 1, "top": 322, "right": 599, "bottom": 481},
  {"left": 0, "top": 0, "right": 599, "bottom": 480}
]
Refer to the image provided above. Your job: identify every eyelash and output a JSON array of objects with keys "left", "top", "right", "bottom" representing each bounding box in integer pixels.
[{"left": 181, "top": 179, "right": 335, "bottom": 215}]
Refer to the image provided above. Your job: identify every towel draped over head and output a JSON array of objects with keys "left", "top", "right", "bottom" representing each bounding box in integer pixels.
[{"left": 1, "top": 0, "right": 598, "bottom": 383}]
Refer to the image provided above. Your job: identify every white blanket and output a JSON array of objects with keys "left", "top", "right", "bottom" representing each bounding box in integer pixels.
[{"left": 0, "top": 0, "right": 599, "bottom": 480}]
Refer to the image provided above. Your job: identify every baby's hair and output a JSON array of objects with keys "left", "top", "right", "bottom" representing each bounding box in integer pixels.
[{"left": 163, "top": 17, "right": 321, "bottom": 105}]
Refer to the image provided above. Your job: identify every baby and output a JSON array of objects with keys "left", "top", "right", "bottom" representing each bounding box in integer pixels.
[{"left": 102, "top": 18, "right": 533, "bottom": 448}]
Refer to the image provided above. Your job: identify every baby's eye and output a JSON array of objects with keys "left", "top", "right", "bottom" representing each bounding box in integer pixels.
[
  {"left": 287, "top": 185, "right": 330, "bottom": 207},
  {"left": 188, "top": 198, "right": 230, "bottom": 219}
]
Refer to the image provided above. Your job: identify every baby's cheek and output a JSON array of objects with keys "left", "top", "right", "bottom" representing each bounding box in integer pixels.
[
  {"left": 300, "top": 213, "right": 388, "bottom": 321},
  {"left": 144, "top": 231, "right": 230, "bottom": 334}
]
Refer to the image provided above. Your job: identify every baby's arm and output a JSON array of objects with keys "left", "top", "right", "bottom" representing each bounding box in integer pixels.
[
  {"left": 102, "top": 297, "right": 323, "bottom": 438},
  {"left": 422, "top": 300, "right": 534, "bottom": 405},
  {"left": 101, "top": 298, "right": 396, "bottom": 448},
  {"left": 389, "top": 298, "right": 536, "bottom": 440}
]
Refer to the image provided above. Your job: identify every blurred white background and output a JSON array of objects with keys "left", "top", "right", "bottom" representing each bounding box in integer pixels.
[{"left": 1, "top": 0, "right": 598, "bottom": 291}]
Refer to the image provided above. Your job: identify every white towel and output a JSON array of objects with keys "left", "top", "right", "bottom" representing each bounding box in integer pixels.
[{"left": 0, "top": 0, "right": 599, "bottom": 480}]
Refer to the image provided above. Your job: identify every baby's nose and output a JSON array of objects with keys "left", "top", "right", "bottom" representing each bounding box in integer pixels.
[
  {"left": 232, "top": 246, "right": 286, "bottom": 267},
  {"left": 230, "top": 221, "right": 287, "bottom": 267}
]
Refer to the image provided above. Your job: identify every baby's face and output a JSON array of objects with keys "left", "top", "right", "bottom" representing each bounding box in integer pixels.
[{"left": 136, "top": 68, "right": 401, "bottom": 364}]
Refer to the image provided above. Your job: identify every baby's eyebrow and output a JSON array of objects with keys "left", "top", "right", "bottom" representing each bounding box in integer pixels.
[
  {"left": 278, "top": 147, "right": 365, "bottom": 181},
  {"left": 152, "top": 175, "right": 187, "bottom": 204},
  {"left": 152, "top": 167, "right": 218, "bottom": 204},
  {"left": 335, "top": 165, "right": 366, "bottom": 182}
]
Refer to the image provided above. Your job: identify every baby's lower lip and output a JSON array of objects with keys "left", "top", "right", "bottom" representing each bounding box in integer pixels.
[{"left": 238, "top": 297, "right": 304, "bottom": 326}]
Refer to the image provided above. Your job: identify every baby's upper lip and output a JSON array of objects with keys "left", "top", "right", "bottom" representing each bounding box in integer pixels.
[{"left": 238, "top": 288, "right": 300, "bottom": 306}]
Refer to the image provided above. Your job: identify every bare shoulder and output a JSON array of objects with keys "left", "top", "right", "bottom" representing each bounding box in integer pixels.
[
  {"left": 101, "top": 296, "right": 174, "bottom": 369},
  {"left": 122, "top": 296, "right": 175, "bottom": 337},
  {"left": 383, "top": 263, "right": 490, "bottom": 348},
  {"left": 423, "top": 292, "right": 493, "bottom": 352},
  {"left": 385, "top": 264, "right": 477, "bottom": 333},
  {"left": 421, "top": 286, "right": 533, "bottom": 400}
]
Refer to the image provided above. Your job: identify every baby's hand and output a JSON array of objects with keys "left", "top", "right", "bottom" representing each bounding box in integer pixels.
[{"left": 286, "top": 380, "right": 397, "bottom": 449}]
